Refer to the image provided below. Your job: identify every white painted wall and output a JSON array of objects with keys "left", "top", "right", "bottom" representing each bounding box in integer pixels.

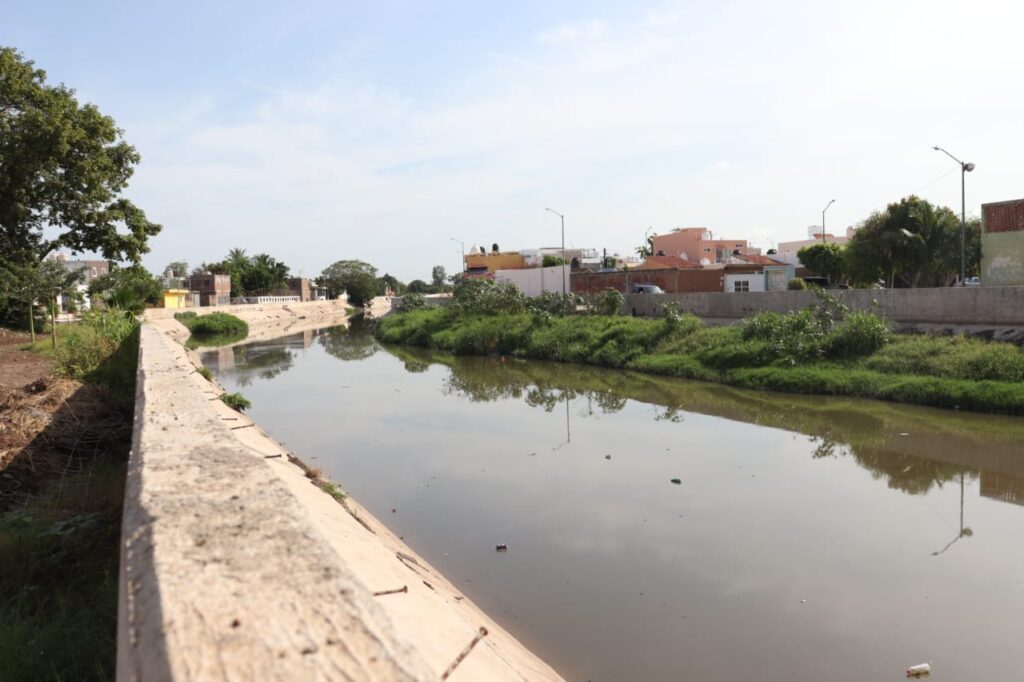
[
  {"left": 494, "top": 266, "right": 571, "bottom": 296},
  {"left": 724, "top": 273, "right": 766, "bottom": 293}
]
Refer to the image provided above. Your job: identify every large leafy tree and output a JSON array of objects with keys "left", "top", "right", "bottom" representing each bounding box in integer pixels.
[
  {"left": 431, "top": 265, "right": 447, "bottom": 288},
  {"left": 241, "top": 253, "right": 290, "bottom": 295},
  {"left": 844, "top": 196, "right": 961, "bottom": 288},
  {"left": 797, "top": 243, "right": 846, "bottom": 285},
  {"left": 319, "top": 260, "right": 380, "bottom": 306},
  {"left": 0, "top": 48, "right": 161, "bottom": 269},
  {"left": 89, "top": 264, "right": 163, "bottom": 313}
]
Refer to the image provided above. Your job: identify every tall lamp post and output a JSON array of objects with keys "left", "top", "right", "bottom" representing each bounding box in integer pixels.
[
  {"left": 545, "top": 208, "right": 567, "bottom": 296},
  {"left": 821, "top": 199, "right": 835, "bottom": 244},
  {"left": 933, "top": 146, "right": 975, "bottom": 284},
  {"left": 449, "top": 237, "right": 465, "bottom": 280}
]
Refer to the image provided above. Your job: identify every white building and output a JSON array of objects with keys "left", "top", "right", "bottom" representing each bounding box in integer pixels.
[
  {"left": 494, "top": 265, "right": 571, "bottom": 297},
  {"left": 776, "top": 226, "right": 858, "bottom": 265}
]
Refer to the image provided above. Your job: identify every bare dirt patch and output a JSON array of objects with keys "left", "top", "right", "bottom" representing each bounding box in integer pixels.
[{"left": 0, "top": 329, "right": 51, "bottom": 389}]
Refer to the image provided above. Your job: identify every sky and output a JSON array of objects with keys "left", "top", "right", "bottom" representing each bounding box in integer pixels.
[{"left": 4, "top": 0, "right": 1024, "bottom": 282}]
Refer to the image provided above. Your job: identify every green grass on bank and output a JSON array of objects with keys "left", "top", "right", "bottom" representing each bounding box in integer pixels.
[
  {"left": 375, "top": 307, "right": 1024, "bottom": 415},
  {"left": 3, "top": 309, "right": 139, "bottom": 679},
  {"left": 175, "top": 311, "right": 249, "bottom": 348}
]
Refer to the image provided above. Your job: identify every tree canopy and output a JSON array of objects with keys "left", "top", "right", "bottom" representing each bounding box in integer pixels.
[
  {"left": 797, "top": 243, "right": 846, "bottom": 284},
  {"left": 0, "top": 48, "right": 161, "bottom": 269},
  {"left": 845, "top": 196, "right": 965, "bottom": 288},
  {"left": 89, "top": 264, "right": 163, "bottom": 313},
  {"left": 319, "top": 260, "right": 380, "bottom": 306}
]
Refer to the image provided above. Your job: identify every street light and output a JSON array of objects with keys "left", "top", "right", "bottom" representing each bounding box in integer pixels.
[
  {"left": 822, "top": 199, "right": 836, "bottom": 244},
  {"left": 544, "top": 208, "right": 567, "bottom": 296},
  {"left": 933, "top": 146, "right": 975, "bottom": 284},
  {"left": 449, "top": 237, "right": 465, "bottom": 279}
]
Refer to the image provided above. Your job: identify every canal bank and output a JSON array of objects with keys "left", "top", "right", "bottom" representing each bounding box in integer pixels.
[{"left": 120, "top": 302, "right": 561, "bottom": 681}]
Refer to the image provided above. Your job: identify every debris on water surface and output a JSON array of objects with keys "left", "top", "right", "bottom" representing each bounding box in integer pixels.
[
  {"left": 670, "top": 478, "right": 681, "bottom": 485},
  {"left": 906, "top": 662, "right": 931, "bottom": 678},
  {"left": 899, "top": 432, "right": 910, "bottom": 436},
  {"left": 495, "top": 544, "right": 508, "bottom": 552},
  {"left": 605, "top": 455, "right": 611, "bottom": 460}
]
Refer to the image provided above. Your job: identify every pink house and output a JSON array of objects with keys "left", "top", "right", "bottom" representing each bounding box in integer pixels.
[{"left": 651, "top": 227, "right": 757, "bottom": 264}]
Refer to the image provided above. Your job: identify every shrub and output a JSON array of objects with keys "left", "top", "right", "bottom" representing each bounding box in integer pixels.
[
  {"left": 787, "top": 278, "right": 808, "bottom": 290},
  {"left": 173, "top": 311, "right": 197, "bottom": 322},
  {"left": 591, "top": 288, "right": 624, "bottom": 316},
  {"left": 451, "top": 279, "right": 526, "bottom": 317},
  {"left": 827, "top": 311, "right": 893, "bottom": 358},
  {"left": 187, "top": 312, "right": 248, "bottom": 337},
  {"left": 526, "top": 291, "right": 575, "bottom": 317},
  {"left": 53, "top": 310, "right": 140, "bottom": 399},
  {"left": 220, "top": 392, "right": 251, "bottom": 411},
  {"left": 197, "top": 366, "right": 213, "bottom": 381},
  {"left": 397, "top": 292, "right": 426, "bottom": 311}
]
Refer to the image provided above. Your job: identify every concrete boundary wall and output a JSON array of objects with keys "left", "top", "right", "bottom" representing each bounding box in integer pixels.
[
  {"left": 120, "top": 307, "right": 561, "bottom": 680},
  {"left": 624, "top": 286, "right": 1024, "bottom": 325}
]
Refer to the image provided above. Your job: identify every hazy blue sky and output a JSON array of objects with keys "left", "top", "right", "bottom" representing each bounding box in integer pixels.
[{"left": 5, "top": 1, "right": 1023, "bottom": 281}]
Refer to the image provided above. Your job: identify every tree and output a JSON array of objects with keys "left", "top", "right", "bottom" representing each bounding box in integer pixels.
[
  {"left": 89, "top": 264, "right": 162, "bottom": 313},
  {"left": 431, "top": 265, "right": 447, "bottom": 288},
  {"left": 407, "top": 279, "right": 432, "bottom": 293},
  {"left": 379, "top": 273, "right": 406, "bottom": 296},
  {"left": 319, "top": 260, "right": 379, "bottom": 306},
  {"left": 0, "top": 48, "right": 161, "bottom": 269},
  {"left": 542, "top": 255, "right": 565, "bottom": 267},
  {"left": 241, "top": 253, "right": 290, "bottom": 295},
  {"left": 844, "top": 196, "right": 960, "bottom": 288},
  {"left": 36, "top": 261, "right": 84, "bottom": 346},
  {"left": 164, "top": 261, "right": 189, "bottom": 279},
  {"left": 797, "top": 243, "right": 846, "bottom": 285}
]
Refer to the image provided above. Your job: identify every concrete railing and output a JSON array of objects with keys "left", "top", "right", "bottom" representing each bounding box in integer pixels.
[
  {"left": 624, "top": 286, "right": 1024, "bottom": 326},
  {"left": 119, "top": 306, "right": 561, "bottom": 681}
]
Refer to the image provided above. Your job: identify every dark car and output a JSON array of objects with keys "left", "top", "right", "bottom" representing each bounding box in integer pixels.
[{"left": 629, "top": 283, "right": 665, "bottom": 294}]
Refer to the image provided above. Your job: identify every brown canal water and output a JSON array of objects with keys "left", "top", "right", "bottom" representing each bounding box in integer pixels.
[{"left": 200, "top": 323, "right": 1024, "bottom": 682}]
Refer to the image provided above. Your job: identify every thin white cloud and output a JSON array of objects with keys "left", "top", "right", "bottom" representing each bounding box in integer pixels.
[{"left": 536, "top": 18, "right": 610, "bottom": 44}]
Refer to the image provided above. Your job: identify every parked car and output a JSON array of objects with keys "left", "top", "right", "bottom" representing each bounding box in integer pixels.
[
  {"left": 629, "top": 283, "right": 665, "bottom": 294},
  {"left": 963, "top": 276, "right": 980, "bottom": 287}
]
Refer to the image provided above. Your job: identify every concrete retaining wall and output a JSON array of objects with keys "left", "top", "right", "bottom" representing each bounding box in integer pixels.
[
  {"left": 624, "top": 285, "right": 1024, "bottom": 325},
  {"left": 120, "top": 306, "right": 561, "bottom": 681}
]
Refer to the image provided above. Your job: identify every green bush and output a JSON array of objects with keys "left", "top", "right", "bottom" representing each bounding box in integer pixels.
[
  {"left": 451, "top": 279, "right": 526, "bottom": 317},
  {"left": 788, "top": 278, "right": 808, "bottom": 290},
  {"left": 186, "top": 312, "right": 248, "bottom": 337},
  {"left": 53, "top": 310, "right": 140, "bottom": 400},
  {"left": 591, "top": 288, "right": 624, "bottom": 316},
  {"left": 220, "top": 392, "right": 251, "bottom": 411},
  {"left": 827, "top": 311, "right": 893, "bottom": 358},
  {"left": 397, "top": 293, "right": 426, "bottom": 311},
  {"left": 174, "top": 311, "right": 197, "bottom": 321},
  {"left": 865, "top": 335, "right": 1024, "bottom": 382}
]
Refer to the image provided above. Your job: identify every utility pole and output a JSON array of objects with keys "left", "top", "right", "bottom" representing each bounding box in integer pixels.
[
  {"left": 449, "top": 237, "right": 465, "bottom": 280},
  {"left": 822, "top": 199, "right": 835, "bottom": 244},
  {"left": 933, "top": 146, "right": 975, "bottom": 284},
  {"left": 545, "top": 208, "right": 567, "bottom": 296}
]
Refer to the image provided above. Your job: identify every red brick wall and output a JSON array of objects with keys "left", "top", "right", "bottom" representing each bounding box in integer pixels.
[
  {"left": 571, "top": 268, "right": 726, "bottom": 294},
  {"left": 982, "top": 199, "right": 1024, "bottom": 234}
]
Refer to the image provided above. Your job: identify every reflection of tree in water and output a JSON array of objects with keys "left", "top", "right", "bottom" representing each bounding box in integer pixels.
[
  {"left": 230, "top": 346, "right": 295, "bottom": 387},
  {"left": 318, "top": 324, "right": 379, "bottom": 362},
  {"left": 374, "top": 345, "right": 1016, "bottom": 497}
]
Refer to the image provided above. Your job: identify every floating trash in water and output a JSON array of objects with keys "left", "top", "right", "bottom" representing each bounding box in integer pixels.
[
  {"left": 670, "top": 478, "right": 681, "bottom": 485},
  {"left": 899, "top": 432, "right": 911, "bottom": 436},
  {"left": 495, "top": 544, "right": 509, "bottom": 552},
  {"left": 906, "top": 662, "right": 931, "bottom": 678}
]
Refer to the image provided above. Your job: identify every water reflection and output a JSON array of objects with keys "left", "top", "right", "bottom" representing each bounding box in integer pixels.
[
  {"left": 383, "top": 343, "right": 1024, "bottom": 501},
  {"left": 202, "top": 324, "right": 1024, "bottom": 681}
]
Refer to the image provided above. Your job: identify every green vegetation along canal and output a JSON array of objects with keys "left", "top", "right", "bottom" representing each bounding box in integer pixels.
[{"left": 200, "top": 322, "right": 1024, "bottom": 682}]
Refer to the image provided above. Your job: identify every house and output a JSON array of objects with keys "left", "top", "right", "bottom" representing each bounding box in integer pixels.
[
  {"left": 980, "top": 198, "right": 1024, "bottom": 286},
  {"left": 464, "top": 249, "right": 527, "bottom": 278},
  {"left": 494, "top": 265, "right": 570, "bottom": 296},
  {"left": 162, "top": 289, "right": 191, "bottom": 309},
  {"left": 287, "top": 277, "right": 312, "bottom": 302},
  {"left": 650, "top": 227, "right": 760, "bottom": 264},
  {"left": 188, "top": 274, "right": 231, "bottom": 306},
  {"left": 776, "top": 226, "right": 858, "bottom": 266},
  {"left": 48, "top": 254, "right": 110, "bottom": 313}
]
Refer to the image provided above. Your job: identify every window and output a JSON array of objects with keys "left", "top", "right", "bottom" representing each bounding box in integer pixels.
[
  {"left": 704, "top": 247, "right": 711, "bottom": 253},
  {"left": 733, "top": 280, "right": 750, "bottom": 293}
]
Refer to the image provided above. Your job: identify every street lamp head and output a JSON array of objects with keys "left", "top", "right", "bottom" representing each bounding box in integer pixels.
[
  {"left": 964, "top": 162, "right": 976, "bottom": 172},
  {"left": 932, "top": 145, "right": 940, "bottom": 151}
]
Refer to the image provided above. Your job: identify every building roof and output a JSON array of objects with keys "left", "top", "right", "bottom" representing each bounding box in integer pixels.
[
  {"left": 635, "top": 255, "right": 704, "bottom": 271},
  {"left": 730, "top": 254, "right": 788, "bottom": 266}
]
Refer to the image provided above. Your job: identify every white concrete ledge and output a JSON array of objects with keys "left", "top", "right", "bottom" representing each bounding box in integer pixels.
[{"left": 119, "top": 307, "right": 561, "bottom": 681}]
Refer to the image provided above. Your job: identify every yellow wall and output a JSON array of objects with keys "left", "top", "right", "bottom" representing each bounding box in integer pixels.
[
  {"left": 464, "top": 252, "right": 526, "bottom": 273},
  {"left": 163, "top": 289, "right": 189, "bottom": 309}
]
